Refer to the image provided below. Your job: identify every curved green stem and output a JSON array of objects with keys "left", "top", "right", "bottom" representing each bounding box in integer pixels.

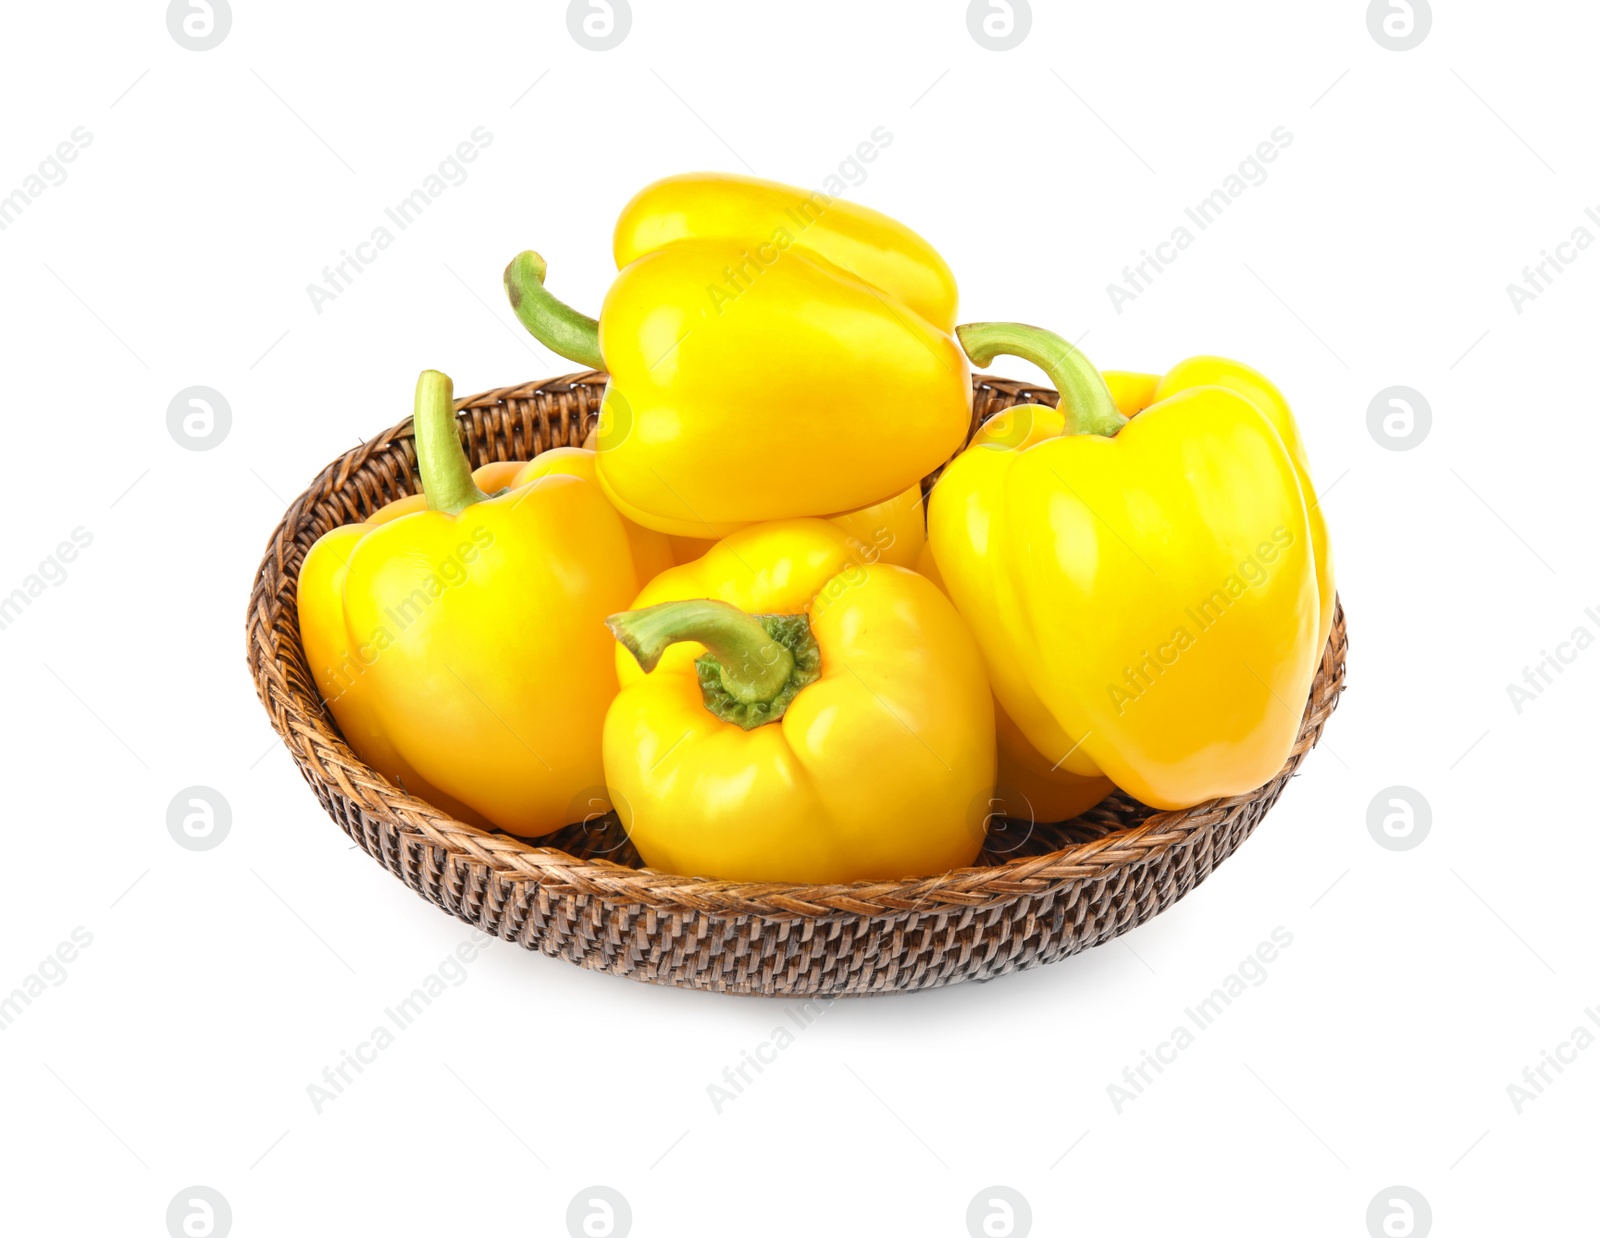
[
  {"left": 956, "top": 322, "right": 1127, "bottom": 438},
  {"left": 413, "top": 370, "right": 489, "bottom": 515},
  {"left": 607, "top": 600, "right": 822, "bottom": 730},
  {"left": 503, "top": 251, "right": 604, "bottom": 370},
  {"left": 609, "top": 600, "right": 794, "bottom": 699}
]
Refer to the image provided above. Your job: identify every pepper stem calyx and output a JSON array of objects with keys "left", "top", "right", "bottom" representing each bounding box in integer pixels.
[
  {"left": 503, "top": 250, "right": 604, "bottom": 370},
  {"left": 956, "top": 321, "right": 1128, "bottom": 439},
  {"left": 606, "top": 599, "right": 822, "bottom": 730},
  {"left": 413, "top": 370, "right": 490, "bottom": 516}
]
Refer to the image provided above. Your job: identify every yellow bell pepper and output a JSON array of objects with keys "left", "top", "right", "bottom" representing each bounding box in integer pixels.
[
  {"left": 603, "top": 520, "right": 996, "bottom": 882},
  {"left": 502, "top": 172, "right": 972, "bottom": 537},
  {"left": 929, "top": 324, "right": 1323, "bottom": 811},
  {"left": 909, "top": 366, "right": 1171, "bottom": 824},
  {"left": 297, "top": 372, "right": 646, "bottom": 836},
  {"left": 971, "top": 358, "right": 1336, "bottom": 658}
]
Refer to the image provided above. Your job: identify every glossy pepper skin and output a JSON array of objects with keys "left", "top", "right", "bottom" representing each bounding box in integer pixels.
[
  {"left": 503, "top": 172, "right": 971, "bottom": 538},
  {"left": 603, "top": 520, "right": 996, "bottom": 883},
  {"left": 297, "top": 372, "right": 645, "bottom": 836},
  {"left": 929, "top": 325, "right": 1322, "bottom": 811}
]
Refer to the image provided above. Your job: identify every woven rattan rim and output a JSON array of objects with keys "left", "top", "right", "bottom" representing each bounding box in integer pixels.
[{"left": 246, "top": 371, "right": 1346, "bottom": 921}]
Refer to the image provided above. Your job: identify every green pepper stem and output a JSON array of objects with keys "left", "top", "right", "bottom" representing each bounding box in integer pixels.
[
  {"left": 956, "top": 322, "right": 1128, "bottom": 438},
  {"left": 503, "top": 251, "right": 604, "bottom": 370},
  {"left": 413, "top": 370, "right": 489, "bottom": 515},
  {"left": 608, "top": 600, "right": 795, "bottom": 704}
]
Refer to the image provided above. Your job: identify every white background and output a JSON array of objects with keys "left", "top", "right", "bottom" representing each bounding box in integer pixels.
[{"left": 1, "top": 1, "right": 1594, "bottom": 1234}]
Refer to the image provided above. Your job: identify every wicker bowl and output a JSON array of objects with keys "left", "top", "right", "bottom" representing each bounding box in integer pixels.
[{"left": 247, "top": 372, "right": 1347, "bottom": 996}]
